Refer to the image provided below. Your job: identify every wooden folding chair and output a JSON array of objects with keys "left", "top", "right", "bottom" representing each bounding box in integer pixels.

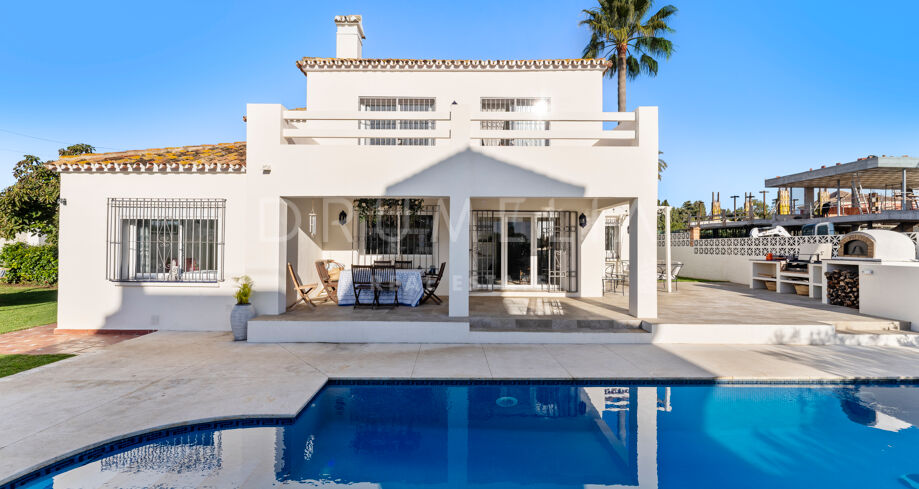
[
  {"left": 287, "top": 263, "right": 317, "bottom": 310},
  {"left": 314, "top": 260, "right": 341, "bottom": 304},
  {"left": 351, "top": 265, "right": 376, "bottom": 309},
  {"left": 420, "top": 262, "right": 446, "bottom": 305}
]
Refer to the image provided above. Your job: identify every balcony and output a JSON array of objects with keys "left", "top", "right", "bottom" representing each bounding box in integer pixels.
[{"left": 279, "top": 107, "right": 644, "bottom": 147}]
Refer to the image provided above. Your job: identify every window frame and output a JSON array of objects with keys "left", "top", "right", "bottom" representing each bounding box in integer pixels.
[
  {"left": 107, "top": 198, "right": 226, "bottom": 284},
  {"left": 358, "top": 96, "right": 437, "bottom": 146},
  {"left": 359, "top": 211, "right": 437, "bottom": 257}
]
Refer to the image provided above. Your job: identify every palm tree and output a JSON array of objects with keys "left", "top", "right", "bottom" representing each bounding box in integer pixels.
[
  {"left": 581, "top": 0, "right": 677, "bottom": 112},
  {"left": 658, "top": 150, "right": 667, "bottom": 180}
]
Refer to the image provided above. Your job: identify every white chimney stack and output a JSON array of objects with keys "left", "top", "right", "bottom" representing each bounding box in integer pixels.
[{"left": 334, "top": 15, "right": 365, "bottom": 59}]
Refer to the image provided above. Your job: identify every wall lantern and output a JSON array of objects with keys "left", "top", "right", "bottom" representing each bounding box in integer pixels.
[
  {"left": 308, "top": 200, "right": 318, "bottom": 237},
  {"left": 578, "top": 213, "right": 587, "bottom": 228},
  {"left": 338, "top": 210, "right": 348, "bottom": 225}
]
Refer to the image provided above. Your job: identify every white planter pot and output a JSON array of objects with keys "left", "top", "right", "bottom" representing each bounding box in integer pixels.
[{"left": 230, "top": 303, "right": 255, "bottom": 341}]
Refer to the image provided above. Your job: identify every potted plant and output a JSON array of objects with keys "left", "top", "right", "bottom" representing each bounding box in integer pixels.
[{"left": 230, "top": 275, "right": 255, "bottom": 341}]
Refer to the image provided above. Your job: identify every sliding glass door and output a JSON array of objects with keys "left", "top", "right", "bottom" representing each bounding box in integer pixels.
[{"left": 470, "top": 211, "right": 577, "bottom": 292}]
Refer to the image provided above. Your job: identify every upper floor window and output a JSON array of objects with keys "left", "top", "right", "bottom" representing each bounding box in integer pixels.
[
  {"left": 106, "top": 198, "right": 226, "bottom": 283},
  {"left": 480, "top": 97, "right": 551, "bottom": 147},
  {"left": 359, "top": 97, "right": 436, "bottom": 146}
]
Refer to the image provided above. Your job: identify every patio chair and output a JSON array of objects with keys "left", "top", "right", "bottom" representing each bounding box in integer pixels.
[
  {"left": 374, "top": 259, "right": 393, "bottom": 266},
  {"left": 602, "top": 264, "right": 624, "bottom": 295},
  {"left": 373, "top": 265, "right": 400, "bottom": 308},
  {"left": 420, "top": 262, "right": 446, "bottom": 305},
  {"left": 394, "top": 260, "right": 413, "bottom": 269},
  {"left": 351, "top": 265, "right": 376, "bottom": 308},
  {"left": 314, "top": 260, "right": 342, "bottom": 304},
  {"left": 287, "top": 263, "right": 317, "bottom": 310},
  {"left": 657, "top": 261, "right": 684, "bottom": 291}
]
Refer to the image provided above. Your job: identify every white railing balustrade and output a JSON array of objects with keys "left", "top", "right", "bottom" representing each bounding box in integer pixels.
[{"left": 280, "top": 109, "right": 640, "bottom": 145}]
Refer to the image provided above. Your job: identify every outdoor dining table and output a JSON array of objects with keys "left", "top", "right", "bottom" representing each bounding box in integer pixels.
[{"left": 336, "top": 268, "right": 425, "bottom": 307}]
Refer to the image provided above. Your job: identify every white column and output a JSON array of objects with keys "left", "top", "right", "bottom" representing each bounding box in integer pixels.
[
  {"left": 448, "top": 196, "right": 470, "bottom": 317},
  {"left": 664, "top": 206, "right": 672, "bottom": 293},
  {"left": 629, "top": 198, "right": 658, "bottom": 317}
]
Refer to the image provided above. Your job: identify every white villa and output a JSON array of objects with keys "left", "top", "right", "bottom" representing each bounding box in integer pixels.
[{"left": 48, "top": 15, "right": 659, "bottom": 340}]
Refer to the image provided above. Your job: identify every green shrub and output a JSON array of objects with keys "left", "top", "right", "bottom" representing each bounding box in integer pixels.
[
  {"left": 233, "top": 275, "right": 253, "bottom": 305},
  {"left": 0, "top": 243, "right": 58, "bottom": 285}
]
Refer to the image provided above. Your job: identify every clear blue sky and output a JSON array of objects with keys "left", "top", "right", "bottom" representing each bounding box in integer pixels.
[{"left": 2, "top": 0, "right": 917, "bottom": 206}]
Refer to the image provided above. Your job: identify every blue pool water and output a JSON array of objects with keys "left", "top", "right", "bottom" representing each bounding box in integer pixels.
[{"left": 11, "top": 382, "right": 919, "bottom": 488}]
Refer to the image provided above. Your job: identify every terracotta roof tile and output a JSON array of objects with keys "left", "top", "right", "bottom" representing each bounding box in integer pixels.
[
  {"left": 296, "top": 57, "right": 611, "bottom": 74},
  {"left": 46, "top": 142, "right": 246, "bottom": 173}
]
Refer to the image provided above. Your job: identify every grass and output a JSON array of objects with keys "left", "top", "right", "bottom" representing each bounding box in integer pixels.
[
  {"left": 0, "top": 285, "right": 58, "bottom": 335},
  {"left": 0, "top": 354, "right": 73, "bottom": 378},
  {"left": 676, "top": 276, "right": 726, "bottom": 283}
]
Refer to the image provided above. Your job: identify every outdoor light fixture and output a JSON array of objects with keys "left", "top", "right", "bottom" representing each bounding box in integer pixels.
[
  {"left": 338, "top": 210, "right": 348, "bottom": 225},
  {"left": 578, "top": 213, "right": 587, "bottom": 228},
  {"left": 58, "top": 198, "right": 67, "bottom": 206},
  {"left": 308, "top": 200, "right": 318, "bottom": 237}
]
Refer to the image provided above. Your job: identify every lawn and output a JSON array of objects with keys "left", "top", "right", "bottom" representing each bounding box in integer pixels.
[
  {"left": 0, "top": 285, "right": 58, "bottom": 335},
  {"left": 0, "top": 354, "right": 73, "bottom": 378},
  {"left": 676, "top": 276, "right": 725, "bottom": 283}
]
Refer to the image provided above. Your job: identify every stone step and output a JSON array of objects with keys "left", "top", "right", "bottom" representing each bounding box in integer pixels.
[{"left": 469, "top": 317, "right": 644, "bottom": 332}]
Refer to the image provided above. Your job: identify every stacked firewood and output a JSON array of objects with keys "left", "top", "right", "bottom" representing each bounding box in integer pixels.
[{"left": 825, "top": 270, "right": 859, "bottom": 308}]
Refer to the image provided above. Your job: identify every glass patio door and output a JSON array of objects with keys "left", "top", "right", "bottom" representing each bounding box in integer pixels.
[
  {"left": 470, "top": 210, "right": 577, "bottom": 292},
  {"left": 504, "top": 216, "right": 533, "bottom": 286}
]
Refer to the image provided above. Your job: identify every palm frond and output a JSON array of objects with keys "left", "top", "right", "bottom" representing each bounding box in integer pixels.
[
  {"left": 625, "top": 55, "right": 641, "bottom": 79},
  {"left": 639, "top": 53, "right": 658, "bottom": 76},
  {"left": 634, "top": 36, "right": 674, "bottom": 58}
]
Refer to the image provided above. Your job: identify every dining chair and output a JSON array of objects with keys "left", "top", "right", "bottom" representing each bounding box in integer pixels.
[
  {"left": 351, "top": 265, "right": 375, "bottom": 308},
  {"left": 373, "top": 265, "right": 400, "bottom": 308}
]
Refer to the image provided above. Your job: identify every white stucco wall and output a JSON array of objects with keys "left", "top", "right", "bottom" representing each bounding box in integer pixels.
[
  {"left": 56, "top": 172, "right": 247, "bottom": 331},
  {"left": 54, "top": 66, "right": 659, "bottom": 329},
  {"left": 246, "top": 102, "right": 658, "bottom": 317},
  {"left": 858, "top": 263, "right": 919, "bottom": 331}
]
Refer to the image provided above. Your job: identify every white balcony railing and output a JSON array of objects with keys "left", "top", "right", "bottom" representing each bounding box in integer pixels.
[{"left": 280, "top": 108, "right": 641, "bottom": 146}]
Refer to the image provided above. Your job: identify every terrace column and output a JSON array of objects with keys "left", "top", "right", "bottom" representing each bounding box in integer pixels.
[
  {"left": 448, "top": 196, "right": 470, "bottom": 317},
  {"left": 903, "top": 169, "right": 909, "bottom": 211},
  {"left": 629, "top": 197, "right": 658, "bottom": 318}
]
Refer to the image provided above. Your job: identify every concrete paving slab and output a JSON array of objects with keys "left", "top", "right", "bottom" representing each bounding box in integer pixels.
[
  {"left": 412, "top": 344, "right": 492, "bottom": 379},
  {"left": 482, "top": 344, "right": 571, "bottom": 379}
]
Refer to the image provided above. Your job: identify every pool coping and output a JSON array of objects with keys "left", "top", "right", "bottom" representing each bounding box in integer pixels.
[{"left": 5, "top": 376, "right": 919, "bottom": 488}]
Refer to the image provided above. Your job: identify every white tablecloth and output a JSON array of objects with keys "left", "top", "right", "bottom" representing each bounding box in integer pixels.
[{"left": 337, "top": 269, "right": 425, "bottom": 307}]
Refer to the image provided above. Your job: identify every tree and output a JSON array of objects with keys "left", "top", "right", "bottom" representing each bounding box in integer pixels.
[
  {"left": 0, "top": 144, "right": 94, "bottom": 244},
  {"left": 581, "top": 0, "right": 677, "bottom": 112},
  {"left": 59, "top": 143, "right": 95, "bottom": 157},
  {"left": 657, "top": 199, "right": 682, "bottom": 232},
  {"left": 658, "top": 150, "right": 667, "bottom": 180}
]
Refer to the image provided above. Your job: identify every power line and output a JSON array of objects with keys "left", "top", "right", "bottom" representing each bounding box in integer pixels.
[{"left": 0, "top": 128, "right": 120, "bottom": 151}]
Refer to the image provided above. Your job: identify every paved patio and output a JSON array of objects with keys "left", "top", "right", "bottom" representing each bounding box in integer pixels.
[
  {"left": 4, "top": 331, "right": 919, "bottom": 485},
  {"left": 267, "top": 282, "right": 906, "bottom": 332},
  {"left": 0, "top": 324, "right": 149, "bottom": 355}
]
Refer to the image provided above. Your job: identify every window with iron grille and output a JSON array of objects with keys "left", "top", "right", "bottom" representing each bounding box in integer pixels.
[
  {"left": 358, "top": 97, "right": 436, "bottom": 146},
  {"left": 106, "top": 199, "right": 226, "bottom": 283},
  {"left": 360, "top": 212, "right": 435, "bottom": 256},
  {"left": 480, "top": 97, "right": 551, "bottom": 147},
  {"left": 605, "top": 218, "right": 620, "bottom": 261}
]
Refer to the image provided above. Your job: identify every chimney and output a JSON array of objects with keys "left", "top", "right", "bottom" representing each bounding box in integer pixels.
[{"left": 334, "top": 15, "right": 365, "bottom": 59}]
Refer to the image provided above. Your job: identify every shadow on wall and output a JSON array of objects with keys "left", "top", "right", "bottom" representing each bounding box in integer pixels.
[
  {"left": 385, "top": 148, "right": 586, "bottom": 199},
  {"left": 101, "top": 285, "right": 237, "bottom": 332}
]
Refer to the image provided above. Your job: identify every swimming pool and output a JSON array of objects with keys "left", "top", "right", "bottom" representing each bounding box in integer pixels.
[{"left": 9, "top": 381, "right": 919, "bottom": 488}]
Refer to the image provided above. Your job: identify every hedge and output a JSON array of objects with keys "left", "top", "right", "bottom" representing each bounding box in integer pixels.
[{"left": 0, "top": 243, "right": 58, "bottom": 285}]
